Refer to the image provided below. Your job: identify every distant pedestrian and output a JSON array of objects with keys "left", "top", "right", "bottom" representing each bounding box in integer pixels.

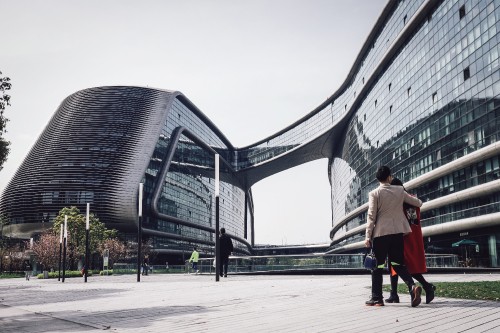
[
  {"left": 142, "top": 256, "right": 150, "bottom": 276},
  {"left": 364, "top": 165, "right": 423, "bottom": 307},
  {"left": 219, "top": 228, "right": 233, "bottom": 277},
  {"left": 189, "top": 247, "right": 199, "bottom": 274},
  {"left": 24, "top": 260, "right": 32, "bottom": 281}
]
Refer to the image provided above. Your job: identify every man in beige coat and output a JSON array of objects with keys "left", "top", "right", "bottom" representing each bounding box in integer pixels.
[{"left": 365, "top": 165, "right": 423, "bottom": 307}]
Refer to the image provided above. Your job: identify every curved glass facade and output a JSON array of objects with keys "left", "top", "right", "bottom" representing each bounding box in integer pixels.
[
  {"left": 329, "top": 0, "right": 500, "bottom": 267},
  {"left": 143, "top": 98, "right": 249, "bottom": 255}
]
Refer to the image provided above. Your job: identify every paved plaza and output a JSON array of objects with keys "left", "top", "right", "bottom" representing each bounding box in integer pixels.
[{"left": 1, "top": 272, "right": 500, "bottom": 332}]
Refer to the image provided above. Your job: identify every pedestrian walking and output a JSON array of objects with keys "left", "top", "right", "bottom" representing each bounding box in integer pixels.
[
  {"left": 189, "top": 247, "right": 199, "bottom": 274},
  {"left": 24, "top": 260, "right": 32, "bottom": 281},
  {"left": 219, "top": 228, "right": 233, "bottom": 277},
  {"left": 364, "top": 165, "right": 423, "bottom": 307}
]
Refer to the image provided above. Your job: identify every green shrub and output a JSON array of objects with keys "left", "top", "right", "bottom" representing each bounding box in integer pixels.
[
  {"left": 112, "top": 268, "right": 137, "bottom": 274},
  {"left": 0, "top": 273, "right": 24, "bottom": 279},
  {"left": 36, "top": 270, "right": 93, "bottom": 279},
  {"left": 100, "top": 270, "right": 113, "bottom": 275}
]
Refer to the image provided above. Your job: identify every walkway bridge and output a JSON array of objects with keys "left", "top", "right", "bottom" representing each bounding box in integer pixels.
[{"left": 233, "top": 0, "right": 437, "bottom": 188}]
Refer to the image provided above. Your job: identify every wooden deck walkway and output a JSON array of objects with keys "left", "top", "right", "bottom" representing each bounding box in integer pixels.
[{"left": 1, "top": 273, "right": 500, "bottom": 332}]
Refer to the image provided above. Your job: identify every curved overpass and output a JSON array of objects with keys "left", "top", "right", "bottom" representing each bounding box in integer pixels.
[{"left": 235, "top": 0, "right": 439, "bottom": 188}]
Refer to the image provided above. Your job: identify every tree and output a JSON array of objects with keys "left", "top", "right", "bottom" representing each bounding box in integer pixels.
[
  {"left": 99, "top": 238, "right": 127, "bottom": 268},
  {"left": 0, "top": 70, "right": 11, "bottom": 170},
  {"left": 0, "top": 242, "right": 24, "bottom": 272},
  {"left": 121, "top": 239, "right": 158, "bottom": 264},
  {"left": 31, "top": 232, "right": 60, "bottom": 271},
  {"left": 52, "top": 206, "right": 117, "bottom": 270}
]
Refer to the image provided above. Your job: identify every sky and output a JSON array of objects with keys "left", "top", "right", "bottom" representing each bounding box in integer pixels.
[{"left": 0, "top": 0, "right": 387, "bottom": 245}]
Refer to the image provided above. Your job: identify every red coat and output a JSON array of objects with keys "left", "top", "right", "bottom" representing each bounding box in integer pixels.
[{"left": 391, "top": 204, "right": 427, "bottom": 275}]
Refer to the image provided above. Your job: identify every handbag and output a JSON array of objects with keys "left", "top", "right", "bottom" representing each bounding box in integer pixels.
[{"left": 364, "top": 248, "right": 377, "bottom": 271}]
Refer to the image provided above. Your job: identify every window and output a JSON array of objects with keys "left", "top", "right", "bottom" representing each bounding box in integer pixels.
[
  {"left": 362, "top": 77, "right": 365, "bottom": 84},
  {"left": 459, "top": 5, "right": 465, "bottom": 19},
  {"left": 364, "top": 114, "right": 366, "bottom": 121},
  {"left": 464, "top": 67, "right": 470, "bottom": 81},
  {"left": 388, "top": 83, "right": 392, "bottom": 92},
  {"left": 432, "top": 92, "right": 437, "bottom": 103},
  {"left": 375, "top": 99, "right": 377, "bottom": 107},
  {"left": 407, "top": 87, "right": 412, "bottom": 96},
  {"left": 403, "top": 14, "right": 407, "bottom": 25},
  {"left": 345, "top": 104, "right": 347, "bottom": 110},
  {"left": 390, "top": 105, "right": 393, "bottom": 114}
]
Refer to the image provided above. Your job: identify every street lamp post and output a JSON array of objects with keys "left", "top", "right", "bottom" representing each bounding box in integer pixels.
[
  {"left": 215, "top": 154, "right": 220, "bottom": 282},
  {"left": 62, "top": 215, "right": 68, "bottom": 283},
  {"left": 85, "top": 203, "right": 90, "bottom": 283},
  {"left": 58, "top": 224, "right": 62, "bottom": 281},
  {"left": 137, "top": 183, "right": 143, "bottom": 282}
]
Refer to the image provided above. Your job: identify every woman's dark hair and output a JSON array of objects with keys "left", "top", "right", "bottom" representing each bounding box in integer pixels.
[
  {"left": 391, "top": 177, "right": 407, "bottom": 192},
  {"left": 391, "top": 177, "right": 404, "bottom": 186}
]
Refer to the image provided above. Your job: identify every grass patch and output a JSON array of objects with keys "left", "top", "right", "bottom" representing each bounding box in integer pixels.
[{"left": 384, "top": 281, "right": 500, "bottom": 301}]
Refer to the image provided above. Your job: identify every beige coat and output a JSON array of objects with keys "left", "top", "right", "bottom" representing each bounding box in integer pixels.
[{"left": 365, "top": 183, "right": 423, "bottom": 240}]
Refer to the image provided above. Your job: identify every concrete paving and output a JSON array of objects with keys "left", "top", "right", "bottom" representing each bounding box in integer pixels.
[{"left": 1, "top": 272, "right": 500, "bottom": 332}]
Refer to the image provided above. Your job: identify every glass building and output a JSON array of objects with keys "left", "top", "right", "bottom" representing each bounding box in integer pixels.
[
  {"left": 0, "top": 88, "right": 254, "bottom": 261},
  {"left": 2, "top": 0, "right": 500, "bottom": 267},
  {"left": 327, "top": 0, "right": 500, "bottom": 269}
]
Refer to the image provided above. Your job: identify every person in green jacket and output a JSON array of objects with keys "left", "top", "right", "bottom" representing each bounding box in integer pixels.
[{"left": 189, "top": 247, "right": 199, "bottom": 273}]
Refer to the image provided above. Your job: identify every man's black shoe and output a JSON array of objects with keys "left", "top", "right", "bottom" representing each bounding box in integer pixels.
[
  {"left": 411, "top": 285, "right": 422, "bottom": 307},
  {"left": 385, "top": 294, "right": 400, "bottom": 303},
  {"left": 365, "top": 298, "right": 384, "bottom": 306},
  {"left": 425, "top": 284, "right": 436, "bottom": 304}
]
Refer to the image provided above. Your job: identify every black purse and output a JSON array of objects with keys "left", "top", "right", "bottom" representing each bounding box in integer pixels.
[{"left": 364, "top": 248, "right": 377, "bottom": 271}]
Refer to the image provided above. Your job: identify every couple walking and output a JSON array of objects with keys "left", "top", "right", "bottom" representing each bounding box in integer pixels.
[{"left": 365, "top": 165, "right": 434, "bottom": 307}]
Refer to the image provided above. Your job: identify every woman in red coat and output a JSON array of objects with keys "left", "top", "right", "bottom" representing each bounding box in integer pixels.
[{"left": 386, "top": 178, "right": 435, "bottom": 304}]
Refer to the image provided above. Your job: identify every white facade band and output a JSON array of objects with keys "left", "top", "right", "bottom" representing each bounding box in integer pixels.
[
  {"left": 64, "top": 215, "right": 68, "bottom": 239},
  {"left": 86, "top": 203, "right": 90, "bottom": 230},
  {"left": 138, "top": 183, "right": 143, "bottom": 217},
  {"left": 215, "top": 154, "right": 220, "bottom": 197}
]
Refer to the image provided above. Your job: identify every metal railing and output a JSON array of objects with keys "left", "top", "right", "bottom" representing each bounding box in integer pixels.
[{"left": 112, "top": 253, "right": 460, "bottom": 275}]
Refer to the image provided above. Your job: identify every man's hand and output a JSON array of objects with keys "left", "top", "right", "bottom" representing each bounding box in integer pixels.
[{"left": 364, "top": 239, "right": 371, "bottom": 248}]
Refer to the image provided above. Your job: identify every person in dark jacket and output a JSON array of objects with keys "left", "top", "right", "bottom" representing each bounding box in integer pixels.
[
  {"left": 219, "top": 228, "right": 233, "bottom": 277},
  {"left": 24, "top": 260, "right": 32, "bottom": 281}
]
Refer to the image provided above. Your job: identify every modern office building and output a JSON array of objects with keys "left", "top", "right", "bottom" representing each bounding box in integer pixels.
[
  {"left": 2, "top": 0, "right": 500, "bottom": 266},
  {"left": 327, "top": 0, "right": 500, "bottom": 269},
  {"left": 0, "top": 88, "right": 255, "bottom": 260}
]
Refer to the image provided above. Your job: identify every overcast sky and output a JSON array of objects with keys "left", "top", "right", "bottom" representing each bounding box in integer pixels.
[{"left": 1, "top": 0, "right": 387, "bottom": 245}]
